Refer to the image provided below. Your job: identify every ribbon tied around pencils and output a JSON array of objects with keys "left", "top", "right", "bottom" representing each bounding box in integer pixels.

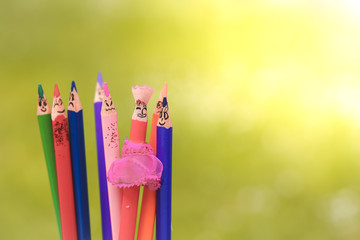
[{"left": 108, "top": 140, "right": 163, "bottom": 190}]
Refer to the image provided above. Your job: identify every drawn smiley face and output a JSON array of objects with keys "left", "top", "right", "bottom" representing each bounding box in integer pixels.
[
  {"left": 135, "top": 99, "right": 147, "bottom": 118},
  {"left": 54, "top": 98, "right": 65, "bottom": 114},
  {"left": 38, "top": 98, "right": 48, "bottom": 112},
  {"left": 158, "top": 105, "right": 169, "bottom": 126},
  {"left": 104, "top": 98, "right": 115, "bottom": 111}
]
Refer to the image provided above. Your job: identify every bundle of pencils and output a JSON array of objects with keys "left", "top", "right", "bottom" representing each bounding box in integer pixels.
[
  {"left": 37, "top": 83, "right": 91, "bottom": 240},
  {"left": 37, "top": 75, "right": 174, "bottom": 240}
]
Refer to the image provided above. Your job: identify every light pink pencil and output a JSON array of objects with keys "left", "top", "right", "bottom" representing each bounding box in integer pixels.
[{"left": 101, "top": 82, "right": 123, "bottom": 240}]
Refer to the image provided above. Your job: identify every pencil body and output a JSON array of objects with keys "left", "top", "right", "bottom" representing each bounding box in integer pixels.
[
  {"left": 156, "top": 126, "right": 173, "bottom": 240},
  {"left": 52, "top": 114, "right": 78, "bottom": 240},
  {"left": 119, "top": 119, "right": 147, "bottom": 240},
  {"left": 137, "top": 114, "right": 159, "bottom": 240},
  {"left": 94, "top": 101, "right": 112, "bottom": 240},
  {"left": 68, "top": 110, "right": 91, "bottom": 240},
  {"left": 102, "top": 113, "right": 123, "bottom": 240},
  {"left": 38, "top": 114, "right": 62, "bottom": 239}
]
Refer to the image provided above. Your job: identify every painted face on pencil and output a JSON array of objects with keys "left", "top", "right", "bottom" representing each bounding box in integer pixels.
[
  {"left": 53, "top": 97, "right": 65, "bottom": 114},
  {"left": 158, "top": 105, "right": 169, "bottom": 126},
  {"left": 132, "top": 99, "right": 147, "bottom": 121},
  {"left": 38, "top": 97, "right": 48, "bottom": 113},
  {"left": 155, "top": 100, "right": 162, "bottom": 115},
  {"left": 104, "top": 98, "right": 115, "bottom": 111},
  {"left": 67, "top": 89, "right": 82, "bottom": 112},
  {"left": 68, "top": 92, "right": 75, "bottom": 109}
]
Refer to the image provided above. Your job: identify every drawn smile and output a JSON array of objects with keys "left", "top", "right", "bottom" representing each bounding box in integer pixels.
[
  {"left": 57, "top": 109, "right": 65, "bottom": 113},
  {"left": 41, "top": 107, "right": 47, "bottom": 112},
  {"left": 105, "top": 108, "right": 115, "bottom": 111},
  {"left": 137, "top": 113, "right": 147, "bottom": 118},
  {"left": 159, "top": 120, "right": 165, "bottom": 126}
]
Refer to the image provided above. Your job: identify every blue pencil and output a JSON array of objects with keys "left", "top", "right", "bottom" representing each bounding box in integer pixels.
[
  {"left": 156, "top": 97, "right": 173, "bottom": 240},
  {"left": 94, "top": 73, "right": 112, "bottom": 240},
  {"left": 68, "top": 81, "right": 91, "bottom": 240}
]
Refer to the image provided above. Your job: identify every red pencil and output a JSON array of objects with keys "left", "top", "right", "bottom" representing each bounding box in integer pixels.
[
  {"left": 118, "top": 85, "right": 154, "bottom": 240},
  {"left": 51, "top": 84, "right": 78, "bottom": 240}
]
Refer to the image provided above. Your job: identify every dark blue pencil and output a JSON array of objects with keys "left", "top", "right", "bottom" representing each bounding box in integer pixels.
[
  {"left": 94, "top": 73, "right": 112, "bottom": 240},
  {"left": 68, "top": 81, "right": 91, "bottom": 240},
  {"left": 156, "top": 97, "right": 173, "bottom": 240}
]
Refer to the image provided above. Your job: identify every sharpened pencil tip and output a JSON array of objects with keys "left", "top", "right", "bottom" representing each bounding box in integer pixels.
[
  {"left": 161, "top": 82, "right": 167, "bottom": 98},
  {"left": 97, "top": 72, "right": 103, "bottom": 86},
  {"left": 71, "top": 80, "right": 77, "bottom": 92},
  {"left": 38, "top": 84, "right": 44, "bottom": 98},
  {"left": 163, "top": 97, "right": 168, "bottom": 108},
  {"left": 104, "top": 82, "right": 109, "bottom": 97},
  {"left": 54, "top": 84, "right": 60, "bottom": 97}
]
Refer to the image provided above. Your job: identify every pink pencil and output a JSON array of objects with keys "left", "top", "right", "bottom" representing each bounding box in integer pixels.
[{"left": 101, "top": 83, "right": 123, "bottom": 240}]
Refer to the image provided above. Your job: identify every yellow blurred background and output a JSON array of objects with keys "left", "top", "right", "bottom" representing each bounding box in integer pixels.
[{"left": 2, "top": 0, "right": 360, "bottom": 239}]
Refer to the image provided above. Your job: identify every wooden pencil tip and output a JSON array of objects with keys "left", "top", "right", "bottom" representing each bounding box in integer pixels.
[
  {"left": 97, "top": 72, "right": 103, "bottom": 86},
  {"left": 54, "top": 84, "right": 60, "bottom": 97},
  {"left": 38, "top": 84, "right": 44, "bottom": 98},
  {"left": 161, "top": 82, "right": 167, "bottom": 98},
  {"left": 104, "top": 82, "right": 110, "bottom": 97},
  {"left": 71, "top": 80, "right": 77, "bottom": 92},
  {"left": 163, "top": 96, "right": 168, "bottom": 107}
]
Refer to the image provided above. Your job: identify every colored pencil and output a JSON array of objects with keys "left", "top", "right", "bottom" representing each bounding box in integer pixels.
[
  {"left": 94, "top": 73, "right": 112, "bottom": 240},
  {"left": 138, "top": 82, "right": 167, "bottom": 240},
  {"left": 156, "top": 97, "right": 173, "bottom": 240},
  {"left": 101, "top": 82, "right": 123, "bottom": 240},
  {"left": 118, "top": 85, "right": 154, "bottom": 240},
  {"left": 37, "top": 84, "right": 62, "bottom": 239},
  {"left": 68, "top": 81, "right": 91, "bottom": 240},
  {"left": 52, "top": 84, "right": 78, "bottom": 240}
]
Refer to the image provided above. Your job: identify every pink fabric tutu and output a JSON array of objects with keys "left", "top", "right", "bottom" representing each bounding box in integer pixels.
[{"left": 108, "top": 140, "right": 163, "bottom": 190}]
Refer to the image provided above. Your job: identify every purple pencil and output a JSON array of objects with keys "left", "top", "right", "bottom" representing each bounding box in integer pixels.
[{"left": 94, "top": 73, "right": 112, "bottom": 240}]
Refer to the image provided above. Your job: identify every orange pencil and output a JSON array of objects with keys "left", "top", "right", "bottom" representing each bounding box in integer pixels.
[
  {"left": 137, "top": 82, "right": 167, "bottom": 240},
  {"left": 51, "top": 84, "right": 78, "bottom": 240}
]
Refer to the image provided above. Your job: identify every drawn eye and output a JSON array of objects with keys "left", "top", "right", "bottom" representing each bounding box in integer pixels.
[
  {"left": 164, "top": 112, "right": 169, "bottom": 120},
  {"left": 143, "top": 105, "right": 147, "bottom": 110},
  {"left": 106, "top": 101, "right": 109, "bottom": 107},
  {"left": 72, "top": 93, "right": 74, "bottom": 101},
  {"left": 59, "top": 99, "right": 63, "bottom": 105},
  {"left": 159, "top": 109, "right": 163, "bottom": 118},
  {"left": 110, "top": 101, "right": 113, "bottom": 106},
  {"left": 156, "top": 101, "right": 162, "bottom": 108},
  {"left": 44, "top": 101, "right": 47, "bottom": 106},
  {"left": 136, "top": 106, "right": 141, "bottom": 110},
  {"left": 38, "top": 101, "right": 41, "bottom": 107}
]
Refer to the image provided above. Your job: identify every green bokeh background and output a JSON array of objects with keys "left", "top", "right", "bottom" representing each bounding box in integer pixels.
[{"left": 2, "top": 0, "right": 360, "bottom": 239}]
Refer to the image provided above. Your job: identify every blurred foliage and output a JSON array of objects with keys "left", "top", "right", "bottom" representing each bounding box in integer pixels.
[{"left": 2, "top": 0, "right": 360, "bottom": 239}]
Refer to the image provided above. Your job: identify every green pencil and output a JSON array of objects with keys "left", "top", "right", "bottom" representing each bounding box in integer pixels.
[{"left": 37, "top": 84, "right": 62, "bottom": 239}]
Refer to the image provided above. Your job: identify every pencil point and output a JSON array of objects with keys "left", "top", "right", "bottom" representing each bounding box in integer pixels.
[
  {"left": 54, "top": 84, "right": 60, "bottom": 97},
  {"left": 71, "top": 81, "right": 77, "bottom": 92},
  {"left": 163, "top": 97, "right": 168, "bottom": 108},
  {"left": 97, "top": 72, "right": 103, "bottom": 86},
  {"left": 104, "top": 82, "right": 110, "bottom": 97},
  {"left": 161, "top": 82, "right": 167, "bottom": 97},
  {"left": 38, "top": 84, "right": 44, "bottom": 98}
]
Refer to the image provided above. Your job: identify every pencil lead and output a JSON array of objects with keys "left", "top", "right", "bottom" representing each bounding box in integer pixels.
[
  {"left": 104, "top": 82, "right": 110, "bottom": 97},
  {"left": 38, "top": 84, "right": 44, "bottom": 99},
  {"left": 162, "top": 97, "right": 168, "bottom": 108},
  {"left": 54, "top": 84, "right": 60, "bottom": 97},
  {"left": 97, "top": 72, "right": 103, "bottom": 86},
  {"left": 71, "top": 80, "right": 77, "bottom": 92},
  {"left": 160, "top": 82, "right": 167, "bottom": 98}
]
